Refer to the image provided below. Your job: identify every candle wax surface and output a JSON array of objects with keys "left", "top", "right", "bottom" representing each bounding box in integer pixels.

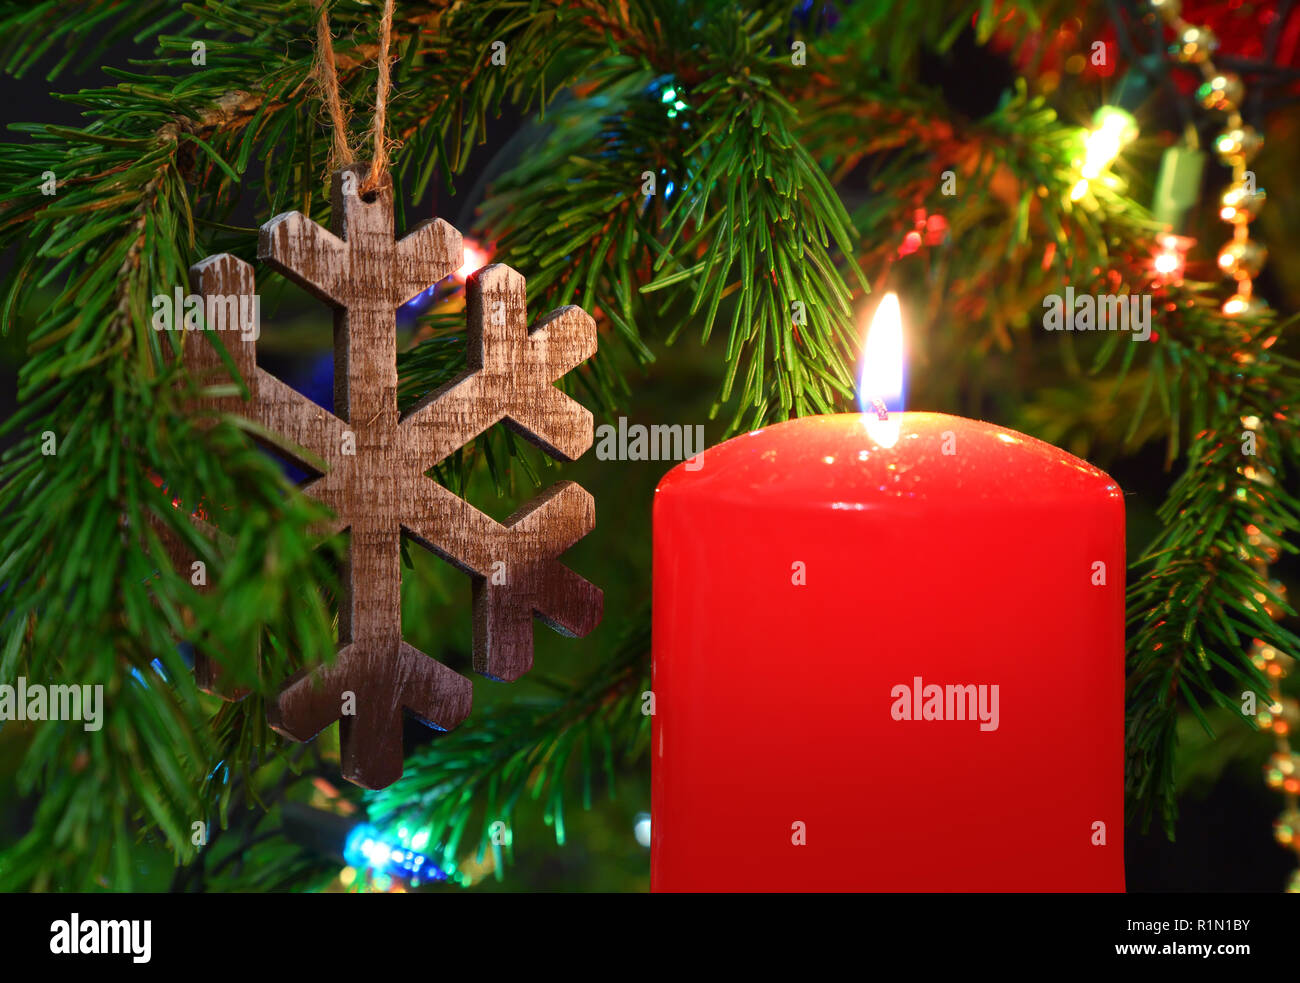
[
  {"left": 655, "top": 411, "right": 1120, "bottom": 509},
  {"left": 651, "top": 412, "right": 1125, "bottom": 892}
]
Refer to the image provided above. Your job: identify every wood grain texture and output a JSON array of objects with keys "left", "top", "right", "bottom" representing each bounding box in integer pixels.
[{"left": 173, "top": 163, "right": 602, "bottom": 789}]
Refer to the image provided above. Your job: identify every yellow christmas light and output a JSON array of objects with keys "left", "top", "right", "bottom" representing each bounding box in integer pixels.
[{"left": 1072, "top": 107, "right": 1138, "bottom": 201}]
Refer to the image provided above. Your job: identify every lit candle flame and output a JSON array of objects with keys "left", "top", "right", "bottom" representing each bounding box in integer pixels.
[{"left": 858, "top": 292, "right": 904, "bottom": 447}]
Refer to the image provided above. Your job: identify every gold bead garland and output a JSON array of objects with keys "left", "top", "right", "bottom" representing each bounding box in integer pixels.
[
  {"left": 1240, "top": 465, "right": 1298, "bottom": 892},
  {"left": 1152, "top": 2, "right": 1297, "bottom": 891},
  {"left": 1154, "top": 0, "right": 1268, "bottom": 317}
]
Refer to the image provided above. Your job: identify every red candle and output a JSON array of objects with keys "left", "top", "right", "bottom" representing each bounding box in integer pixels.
[{"left": 650, "top": 300, "right": 1125, "bottom": 892}]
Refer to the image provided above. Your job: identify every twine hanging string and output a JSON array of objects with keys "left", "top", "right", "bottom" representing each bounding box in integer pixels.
[
  {"left": 366, "top": 0, "right": 395, "bottom": 194},
  {"left": 311, "top": 0, "right": 353, "bottom": 170},
  {"left": 310, "top": 0, "right": 396, "bottom": 194}
]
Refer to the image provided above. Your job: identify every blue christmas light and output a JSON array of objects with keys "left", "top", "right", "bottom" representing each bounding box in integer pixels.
[
  {"left": 343, "top": 823, "right": 449, "bottom": 886},
  {"left": 128, "top": 655, "right": 175, "bottom": 689},
  {"left": 398, "top": 276, "right": 451, "bottom": 321}
]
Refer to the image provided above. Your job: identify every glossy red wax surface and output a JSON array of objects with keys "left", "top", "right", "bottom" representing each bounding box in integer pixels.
[{"left": 651, "top": 412, "right": 1125, "bottom": 891}]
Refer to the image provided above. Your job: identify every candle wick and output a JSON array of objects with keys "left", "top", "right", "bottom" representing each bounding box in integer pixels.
[{"left": 868, "top": 398, "right": 889, "bottom": 421}]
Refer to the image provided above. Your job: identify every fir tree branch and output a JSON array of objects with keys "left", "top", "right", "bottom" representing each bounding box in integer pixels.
[
  {"left": 1120, "top": 302, "right": 1300, "bottom": 834},
  {"left": 0, "top": 2, "right": 352, "bottom": 890},
  {"left": 363, "top": 616, "right": 650, "bottom": 880},
  {"left": 0, "top": 0, "right": 1296, "bottom": 893}
]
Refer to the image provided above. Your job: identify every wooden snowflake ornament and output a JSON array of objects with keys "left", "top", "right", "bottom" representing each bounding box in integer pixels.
[{"left": 180, "top": 164, "right": 602, "bottom": 789}]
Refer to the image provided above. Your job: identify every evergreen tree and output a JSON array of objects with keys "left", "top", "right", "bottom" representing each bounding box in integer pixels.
[{"left": 0, "top": 0, "right": 1296, "bottom": 891}]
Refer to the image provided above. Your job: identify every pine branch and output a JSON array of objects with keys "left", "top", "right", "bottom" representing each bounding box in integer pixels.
[
  {"left": 0, "top": 2, "right": 351, "bottom": 890},
  {"left": 451, "top": 5, "right": 870, "bottom": 435},
  {"left": 0, "top": 0, "right": 1295, "bottom": 892},
  {"left": 363, "top": 615, "right": 650, "bottom": 881},
  {"left": 1121, "top": 306, "right": 1300, "bottom": 835},
  {"left": 0, "top": 0, "right": 184, "bottom": 80}
]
